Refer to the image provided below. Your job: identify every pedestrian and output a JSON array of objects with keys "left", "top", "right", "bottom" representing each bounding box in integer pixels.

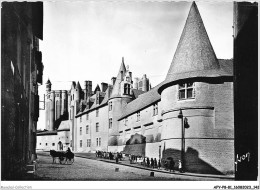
[
  {"left": 169, "top": 159, "right": 175, "bottom": 172},
  {"left": 154, "top": 158, "right": 157, "bottom": 168},
  {"left": 164, "top": 160, "right": 168, "bottom": 171},
  {"left": 116, "top": 155, "right": 119, "bottom": 164},
  {"left": 146, "top": 157, "right": 150, "bottom": 167},
  {"left": 143, "top": 157, "right": 146, "bottom": 166},
  {"left": 151, "top": 158, "right": 154, "bottom": 168},
  {"left": 158, "top": 159, "right": 161, "bottom": 170},
  {"left": 178, "top": 160, "right": 183, "bottom": 173}
]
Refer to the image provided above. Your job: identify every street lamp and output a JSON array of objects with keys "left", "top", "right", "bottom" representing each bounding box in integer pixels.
[
  {"left": 178, "top": 109, "right": 185, "bottom": 172},
  {"left": 159, "top": 145, "right": 161, "bottom": 161}
]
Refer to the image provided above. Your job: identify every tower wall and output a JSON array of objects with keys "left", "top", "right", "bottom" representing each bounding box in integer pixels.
[
  {"left": 160, "top": 81, "right": 234, "bottom": 174},
  {"left": 61, "top": 90, "right": 67, "bottom": 116}
]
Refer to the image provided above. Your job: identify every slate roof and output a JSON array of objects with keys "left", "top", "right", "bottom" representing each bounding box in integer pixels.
[
  {"left": 57, "top": 120, "right": 71, "bottom": 131},
  {"left": 76, "top": 86, "right": 111, "bottom": 117},
  {"left": 218, "top": 59, "right": 233, "bottom": 75},
  {"left": 132, "top": 89, "right": 145, "bottom": 99},
  {"left": 118, "top": 82, "right": 163, "bottom": 120},
  {"left": 159, "top": 2, "right": 232, "bottom": 93},
  {"left": 37, "top": 130, "right": 57, "bottom": 136}
]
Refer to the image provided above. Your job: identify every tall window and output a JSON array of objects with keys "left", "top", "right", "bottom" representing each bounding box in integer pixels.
[
  {"left": 87, "top": 139, "right": 91, "bottom": 147},
  {"left": 109, "top": 102, "right": 112, "bottom": 111},
  {"left": 86, "top": 113, "right": 89, "bottom": 120},
  {"left": 96, "top": 109, "right": 99, "bottom": 117},
  {"left": 125, "top": 118, "right": 128, "bottom": 126},
  {"left": 80, "top": 127, "right": 82, "bottom": 135},
  {"left": 96, "top": 138, "right": 99, "bottom": 146},
  {"left": 80, "top": 140, "right": 82, "bottom": 148},
  {"left": 178, "top": 82, "right": 195, "bottom": 100},
  {"left": 99, "top": 138, "right": 101, "bottom": 147},
  {"left": 124, "top": 84, "right": 131, "bottom": 95},
  {"left": 137, "top": 112, "right": 140, "bottom": 121},
  {"left": 109, "top": 118, "right": 112, "bottom": 129},
  {"left": 153, "top": 103, "right": 158, "bottom": 116},
  {"left": 80, "top": 116, "right": 82, "bottom": 122},
  {"left": 96, "top": 123, "right": 99, "bottom": 132},
  {"left": 86, "top": 125, "right": 89, "bottom": 134}
]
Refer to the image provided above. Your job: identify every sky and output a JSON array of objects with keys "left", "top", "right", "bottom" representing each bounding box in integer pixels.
[{"left": 38, "top": 0, "right": 233, "bottom": 130}]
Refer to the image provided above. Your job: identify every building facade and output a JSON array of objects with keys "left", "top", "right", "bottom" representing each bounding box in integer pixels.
[
  {"left": 37, "top": 2, "right": 234, "bottom": 175},
  {"left": 1, "top": 2, "right": 43, "bottom": 180}
]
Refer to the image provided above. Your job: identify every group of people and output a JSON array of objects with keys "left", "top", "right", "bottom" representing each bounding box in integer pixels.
[
  {"left": 130, "top": 155, "right": 183, "bottom": 173},
  {"left": 142, "top": 157, "right": 161, "bottom": 169},
  {"left": 95, "top": 151, "right": 123, "bottom": 161}
]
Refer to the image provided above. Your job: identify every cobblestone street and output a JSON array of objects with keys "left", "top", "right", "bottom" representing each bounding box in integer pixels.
[{"left": 34, "top": 153, "right": 230, "bottom": 181}]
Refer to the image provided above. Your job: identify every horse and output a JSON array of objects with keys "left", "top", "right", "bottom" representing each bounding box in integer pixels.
[
  {"left": 50, "top": 149, "right": 75, "bottom": 164},
  {"left": 50, "top": 150, "right": 65, "bottom": 164}
]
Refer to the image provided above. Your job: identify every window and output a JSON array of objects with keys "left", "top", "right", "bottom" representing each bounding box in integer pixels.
[
  {"left": 96, "top": 138, "right": 99, "bottom": 146},
  {"left": 86, "top": 125, "right": 89, "bottom": 134},
  {"left": 124, "top": 84, "right": 131, "bottom": 95},
  {"left": 96, "top": 123, "right": 99, "bottom": 132},
  {"left": 178, "top": 82, "right": 195, "bottom": 100},
  {"left": 109, "top": 102, "right": 112, "bottom": 111},
  {"left": 153, "top": 103, "right": 158, "bottom": 116},
  {"left": 52, "top": 143, "right": 55, "bottom": 146},
  {"left": 86, "top": 113, "right": 89, "bottom": 120},
  {"left": 39, "top": 143, "right": 41, "bottom": 145},
  {"left": 109, "top": 118, "right": 112, "bottom": 129},
  {"left": 137, "top": 112, "right": 140, "bottom": 121},
  {"left": 87, "top": 139, "right": 91, "bottom": 147},
  {"left": 46, "top": 143, "right": 48, "bottom": 146},
  {"left": 80, "top": 140, "right": 82, "bottom": 148},
  {"left": 125, "top": 118, "right": 128, "bottom": 126},
  {"left": 99, "top": 138, "right": 101, "bottom": 147},
  {"left": 96, "top": 109, "right": 99, "bottom": 117},
  {"left": 80, "top": 116, "right": 82, "bottom": 122},
  {"left": 80, "top": 127, "right": 82, "bottom": 135}
]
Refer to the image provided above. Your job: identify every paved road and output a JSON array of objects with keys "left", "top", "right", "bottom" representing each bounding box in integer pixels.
[{"left": 35, "top": 154, "right": 219, "bottom": 181}]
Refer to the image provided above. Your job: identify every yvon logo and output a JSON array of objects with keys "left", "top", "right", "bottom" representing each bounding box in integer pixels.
[{"left": 234, "top": 152, "right": 250, "bottom": 171}]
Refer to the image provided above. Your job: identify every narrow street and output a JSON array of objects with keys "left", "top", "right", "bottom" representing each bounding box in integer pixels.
[{"left": 34, "top": 153, "right": 227, "bottom": 181}]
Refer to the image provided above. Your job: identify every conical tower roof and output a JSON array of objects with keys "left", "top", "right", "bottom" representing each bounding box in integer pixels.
[
  {"left": 159, "top": 2, "right": 230, "bottom": 93},
  {"left": 110, "top": 57, "right": 127, "bottom": 98},
  {"left": 46, "top": 78, "right": 51, "bottom": 84}
]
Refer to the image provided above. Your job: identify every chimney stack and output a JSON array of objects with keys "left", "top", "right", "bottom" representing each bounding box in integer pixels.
[
  {"left": 101, "top": 82, "right": 108, "bottom": 92},
  {"left": 111, "top": 77, "right": 116, "bottom": 85}
]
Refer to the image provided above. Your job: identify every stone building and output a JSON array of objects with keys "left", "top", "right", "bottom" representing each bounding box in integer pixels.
[
  {"left": 37, "top": 2, "right": 234, "bottom": 175},
  {"left": 1, "top": 2, "right": 43, "bottom": 180}
]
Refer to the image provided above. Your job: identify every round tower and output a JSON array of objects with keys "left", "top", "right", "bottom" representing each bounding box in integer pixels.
[
  {"left": 49, "top": 91, "right": 55, "bottom": 131},
  {"left": 158, "top": 2, "right": 233, "bottom": 175},
  {"left": 61, "top": 90, "right": 68, "bottom": 116},
  {"left": 108, "top": 58, "right": 133, "bottom": 151}
]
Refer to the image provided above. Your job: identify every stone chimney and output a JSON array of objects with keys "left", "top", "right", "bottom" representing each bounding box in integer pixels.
[
  {"left": 101, "top": 82, "right": 108, "bottom": 92},
  {"left": 111, "top": 77, "right": 116, "bottom": 85}
]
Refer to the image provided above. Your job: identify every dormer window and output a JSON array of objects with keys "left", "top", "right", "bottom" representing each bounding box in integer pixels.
[
  {"left": 136, "top": 112, "right": 140, "bottom": 122},
  {"left": 124, "top": 83, "right": 130, "bottom": 95},
  {"left": 153, "top": 103, "right": 158, "bottom": 116},
  {"left": 178, "top": 82, "right": 195, "bottom": 100},
  {"left": 109, "top": 102, "right": 112, "bottom": 111},
  {"left": 124, "top": 118, "right": 128, "bottom": 126}
]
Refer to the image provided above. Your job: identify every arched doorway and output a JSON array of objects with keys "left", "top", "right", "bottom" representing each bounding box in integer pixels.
[{"left": 57, "top": 141, "right": 63, "bottom": 150}]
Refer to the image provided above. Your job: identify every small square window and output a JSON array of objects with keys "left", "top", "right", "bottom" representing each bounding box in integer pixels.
[{"left": 178, "top": 82, "right": 195, "bottom": 100}]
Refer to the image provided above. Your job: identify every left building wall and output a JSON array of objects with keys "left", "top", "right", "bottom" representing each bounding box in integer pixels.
[{"left": 1, "top": 2, "right": 43, "bottom": 180}]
